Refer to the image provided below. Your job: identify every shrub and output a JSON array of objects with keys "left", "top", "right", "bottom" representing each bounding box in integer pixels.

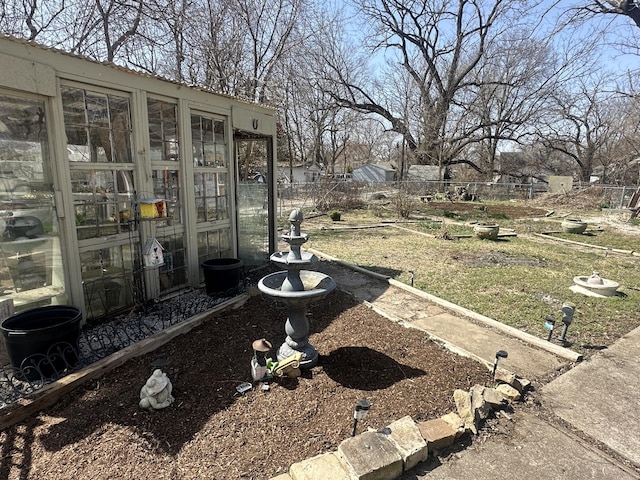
[
  {"left": 328, "top": 210, "right": 342, "bottom": 221},
  {"left": 394, "top": 190, "right": 415, "bottom": 218}
]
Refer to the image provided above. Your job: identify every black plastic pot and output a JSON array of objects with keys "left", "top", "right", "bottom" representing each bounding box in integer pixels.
[
  {"left": 1, "top": 305, "right": 82, "bottom": 380},
  {"left": 201, "top": 258, "right": 243, "bottom": 294}
]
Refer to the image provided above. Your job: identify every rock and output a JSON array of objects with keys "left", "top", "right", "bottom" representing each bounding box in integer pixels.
[
  {"left": 385, "top": 416, "right": 429, "bottom": 471},
  {"left": 453, "top": 389, "right": 477, "bottom": 434},
  {"left": 289, "top": 452, "right": 351, "bottom": 480},
  {"left": 482, "top": 387, "right": 508, "bottom": 409},
  {"left": 494, "top": 368, "right": 516, "bottom": 385},
  {"left": 417, "top": 418, "right": 457, "bottom": 451},
  {"left": 440, "top": 412, "right": 465, "bottom": 439},
  {"left": 470, "top": 385, "right": 491, "bottom": 421},
  {"left": 513, "top": 376, "right": 531, "bottom": 393},
  {"left": 337, "top": 431, "right": 403, "bottom": 480},
  {"left": 496, "top": 383, "right": 521, "bottom": 402}
]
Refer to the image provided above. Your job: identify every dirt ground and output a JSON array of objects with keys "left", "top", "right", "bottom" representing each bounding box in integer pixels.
[
  {"left": 419, "top": 200, "right": 550, "bottom": 218},
  {"left": 0, "top": 289, "right": 491, "bottom": 480}
]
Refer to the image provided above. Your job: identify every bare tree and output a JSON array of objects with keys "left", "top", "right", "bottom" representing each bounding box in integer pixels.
[
  {"left": 320, "top": 0, "right": 539, "bottom": 175},
  {"left": 541, "top": 75, "right": 621, "bottom": 182},
  {"left": 0, "top": 0, "right": 66, "bottom": 41},
  {"left": 167, "top": 0, "right": 246, "bottom": 94},
  {"left": 585, "top": 1, "right": 640, "bottom": 27},
  {"left": 598, "top": 91, "right": 640, "bottom": 184},
  {"left": 230, "top": 0, "right": 309, "bottom": 102},
  {"left": 461, "top": 33, "right": 570, "bottom": 179}
]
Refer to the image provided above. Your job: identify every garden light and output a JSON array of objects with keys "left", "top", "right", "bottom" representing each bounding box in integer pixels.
[
  {"left": 492, "top": 350, "right": 508, "bottom": 376},
  {"left": 558, "top": 302, "right": 576, "bottom": 345},
  {"left": 544, "top": 316, "right": 556, "bottom": 342},
  {"left": 352, "top": 399, "right": 371, "bottom": 436}
]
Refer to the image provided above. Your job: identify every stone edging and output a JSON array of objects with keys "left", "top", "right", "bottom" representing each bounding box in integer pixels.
[{"left": 269, "top": 373, "right": 530, "bottom": 480}]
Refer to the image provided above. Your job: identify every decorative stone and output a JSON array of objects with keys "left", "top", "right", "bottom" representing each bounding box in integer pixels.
[
  {"left": 494, "top": 368, "right": 516, "bottom": 385},
  {"left": 385, "top": 415, "right": 429, "bottom": 470},
  {"left": 453, "top": 389, "right": 477, "bottom": 434},
  {"left": 495, "top": 383, "right": 521, "bottom": 402},
  {"left": 417, "top": 418, "right": 457, "bottom": 451},
  {"left": 338, "top": 431, "right": 403, "bottom": 480},
  {"left": 513, "top": 376, "right": 531, "bottom": 393},
  {"left": 482, "top": 387, "right": 508, "bottom": 408},
  {"left": 289, "top": 452, "right": 351, "bottom": 480},
  {"left": 470, "top": 385, "right": 491, "bottom": 421},
  {"left": 139, "top": 369, "right": 174, "bottom": 411},
  {"left": 440, "top": 412, "right": 465, "bottom": 439}
]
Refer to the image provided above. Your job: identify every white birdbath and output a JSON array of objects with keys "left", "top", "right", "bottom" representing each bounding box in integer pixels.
[{"left": 571, "top": 271, "right": 620, "bottom": 297}]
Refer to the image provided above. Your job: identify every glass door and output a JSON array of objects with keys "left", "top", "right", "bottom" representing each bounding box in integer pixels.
[{"left": 235, "top": 135, "right": 272, "bottom": 266}]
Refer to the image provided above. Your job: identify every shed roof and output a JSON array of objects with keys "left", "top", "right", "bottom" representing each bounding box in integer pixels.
[{"left": 0, "top": 34, "right": 275, "bottom": 111}]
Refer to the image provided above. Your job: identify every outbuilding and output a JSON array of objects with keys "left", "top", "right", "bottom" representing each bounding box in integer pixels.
[
  {"left": 0, "top": 35, "right": 277, "bottom": 322},
  {"left": 352, "top": 163, "right": 396, "bottom": 182}
]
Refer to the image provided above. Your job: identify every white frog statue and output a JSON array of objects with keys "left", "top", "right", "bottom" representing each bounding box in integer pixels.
[{"left": 139, "top": 369, "right": 174, "bottom": 411}]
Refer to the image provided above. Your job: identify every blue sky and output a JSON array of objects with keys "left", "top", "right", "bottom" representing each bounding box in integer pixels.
[{"left": 342, "top": 0, "right": 640, "bottom": 79}]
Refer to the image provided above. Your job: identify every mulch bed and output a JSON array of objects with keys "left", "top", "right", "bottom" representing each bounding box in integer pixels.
[{"left": 0, "top": 289, "right": 491, "bottom": 479}]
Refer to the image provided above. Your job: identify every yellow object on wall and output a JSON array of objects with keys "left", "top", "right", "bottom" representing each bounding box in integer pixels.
[{"left": 139, "top": 199, "right": 167, "bottom": 218}]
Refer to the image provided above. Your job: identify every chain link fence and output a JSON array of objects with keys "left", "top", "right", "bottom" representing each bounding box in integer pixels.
[{"left": 277, "top": 180, "right": 639, "bottom": 214}]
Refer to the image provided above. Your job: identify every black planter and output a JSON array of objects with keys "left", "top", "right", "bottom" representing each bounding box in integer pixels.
[
  {"left": 1, "top": 305, "right": 82, "bottom": 380},
  {"left": 201, "top": 258, "right": 243, "bottom": 294}
]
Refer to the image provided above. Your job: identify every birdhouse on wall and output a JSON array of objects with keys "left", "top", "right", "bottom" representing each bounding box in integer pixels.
[{"left": 142, "top": 237, "right": 165, "bottom": 268}]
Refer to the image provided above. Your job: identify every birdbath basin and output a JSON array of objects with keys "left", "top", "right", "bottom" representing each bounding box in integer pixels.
[
  {"left": 259, "top": 270, "right": 336, "bottom": 300},
  {"left": 474, "top": 223, "right": 499, "bottom": 240},
  {"left": 572, "top": 271, "right": 619, "bottom": 297},
  {"left": 259, "top": 270, "right": 335, "bottom": 368}
]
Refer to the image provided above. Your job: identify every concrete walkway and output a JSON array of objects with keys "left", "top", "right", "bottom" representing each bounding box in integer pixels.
[
  {"left": 313, "top": 257, "right": 640, "bottom": 479},
  {"left": 315, "top": 257, "right": 576, "bottom": 381},
  {"left": 543, "top": 325, "right": 640, "bottom": 467}
]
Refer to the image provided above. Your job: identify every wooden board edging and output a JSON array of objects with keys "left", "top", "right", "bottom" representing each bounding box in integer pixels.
[{"left": 0, "top": 294, "right": 249, "bottom": 431}]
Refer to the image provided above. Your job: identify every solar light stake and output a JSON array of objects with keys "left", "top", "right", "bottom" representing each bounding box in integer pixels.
[
  {"left": 558, "top": 302, "right": 575, "bottom": 344},
  {"left": 544, "top": 316, "right": 556, "bottom": 342},
  {"left": 352, "top": 399, "right": 371, "bottom": 437},
  {"left": 492, "top": 350, "right": 508, "bottom": 376}
]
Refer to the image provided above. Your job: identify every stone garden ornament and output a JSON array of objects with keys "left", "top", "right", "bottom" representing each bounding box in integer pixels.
[{"left": 139, "top": 369, "right": 174, "bottom": 411}]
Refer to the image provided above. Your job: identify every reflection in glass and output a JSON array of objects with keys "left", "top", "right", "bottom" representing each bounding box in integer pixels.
[
  {"left": 0, "top": 93, "right": 66, "bottom": 310},
  {"left": 148, "top": 99, "right": 178, "bottom": 162},
  {"left": 194, "top": 172, "right": 228, "bottom": 222},
  {"left": 152, "top": 169, "right": 181, "bottom": 223},
  {"left": 196, "top": 229, "right": 232, "bottom": 282},
  {"left": 62, "top": 86, "right": 132, "bottom": 163},
  {"left": 80, "top": 244, "right": 139, "bottom": 320},
  {"left": 236, "top": 138, "right": 270, "bottom": 265},
  {"left": 191, "top": 114, "right": 225, "bottom": 167},
  {"left": 71, "top": 169, "right": 135, "bottom": 240},
  {"left": 156, "top": 232, "right": 187, "bottom": 293}
]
